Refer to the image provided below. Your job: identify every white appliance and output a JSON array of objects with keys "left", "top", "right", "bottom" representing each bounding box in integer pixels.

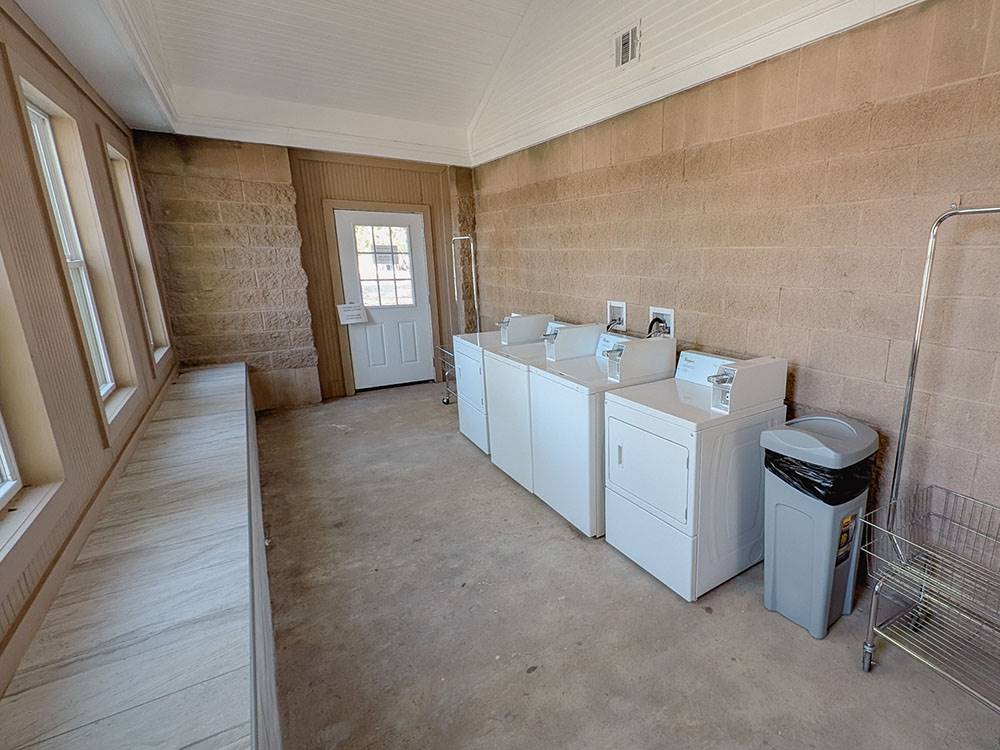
[
  {"left": 483, "top": 323, "right": 604, "bottom": 491},
  {"left": 604, "top": 351, "right": 788, "bottom": 601},
  {"left": 452, "top": 313, "right": 554, "bottom": 453},
  {"left": 529, "top": 334, "right": 678, "bottom": 537}
]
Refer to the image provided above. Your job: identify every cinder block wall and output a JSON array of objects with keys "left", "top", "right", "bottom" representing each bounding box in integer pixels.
[
  {"left": 473, "top": 0, "right": 1000, "bottom": 504},
  {"left": 134, "top": 132, "right": 321, "bottom": 408}
]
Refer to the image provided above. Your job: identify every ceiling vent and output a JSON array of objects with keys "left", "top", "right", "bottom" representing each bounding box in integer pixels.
[{"left": 614, "top": 21, "right": 641, "bottom": 69}]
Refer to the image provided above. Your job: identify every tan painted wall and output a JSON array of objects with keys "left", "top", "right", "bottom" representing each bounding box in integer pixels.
[
  {"left": 0, "top": 1, "right": 176, "bottom": 692},
  {"left": 134, "top": 133, "right": 321, "bottom": 409},
  {"left": 473, "top": 0, "right": 1000, "bottom": 505}
]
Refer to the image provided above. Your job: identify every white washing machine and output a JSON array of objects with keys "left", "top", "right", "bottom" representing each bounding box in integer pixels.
[
  {"left": 483, "top": 323, "right": 604, "bottom": 491},
  {"left": 604, "top": 351, "right": 788, "bottom": 601},
  {"left": 529, "top": 334, "right": 677, "bottom": 537},
  {"left": 452, "top": 313, "right": 554, "bottom": 453}
]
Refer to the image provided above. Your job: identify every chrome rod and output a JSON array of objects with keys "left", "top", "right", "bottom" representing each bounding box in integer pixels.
[
  {"left": 889, "top": 206, "right": 1000, "bottom": 518},
  {"left": 451, "top": 235, "right": 481, "bottom": 334}
]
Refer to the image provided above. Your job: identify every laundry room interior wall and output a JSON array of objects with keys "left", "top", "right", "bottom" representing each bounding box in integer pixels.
[{"left": 472, "top": 0, "right": 1000, "bottom": 505}]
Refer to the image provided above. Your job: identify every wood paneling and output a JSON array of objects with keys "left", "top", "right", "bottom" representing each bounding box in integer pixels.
[
  {"left": 0, "top": 0, "right": 176, "bottom": 694},
  {"left": 290, "top": 149, "right": 459, "bottom": 399},
  {"left": 0, "top": 365, "right": 278, "bottom": 749}
]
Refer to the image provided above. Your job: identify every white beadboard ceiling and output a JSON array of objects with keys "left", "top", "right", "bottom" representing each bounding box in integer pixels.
[{"left": 17, "top": 0, "right": 919, "bottom": 166}]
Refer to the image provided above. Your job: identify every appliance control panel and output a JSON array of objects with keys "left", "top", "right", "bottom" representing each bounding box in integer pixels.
[
  {"left": 499, "top": 312, "right": 555, "bottom": 345},
  {"left": 709, "top": 356, "right": 788, "bottom": 414},
  {"left": 605, "top": 336, "right": 678, "bottom": 383}
]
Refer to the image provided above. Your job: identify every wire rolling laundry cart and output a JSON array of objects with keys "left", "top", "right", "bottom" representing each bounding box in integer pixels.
[{"left": 860, "top": 205, "right": 1000, "bottom": 714}]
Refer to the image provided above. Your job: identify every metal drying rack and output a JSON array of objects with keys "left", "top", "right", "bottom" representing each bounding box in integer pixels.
[
  {"left": 860, "top": 205, "right": 1000, "bottom": 714},
  {"left": 435, "top": 236, "right": 481, "bottom": 406}
]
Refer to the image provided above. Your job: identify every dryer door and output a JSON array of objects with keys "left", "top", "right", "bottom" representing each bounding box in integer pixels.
[{"left": 607, "top": 417, "right": 689, "bottom": 526}]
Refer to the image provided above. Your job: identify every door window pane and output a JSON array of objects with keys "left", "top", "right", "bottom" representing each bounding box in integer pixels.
[
  {"left": 357, "top": 253, "right": 377, "bottom": 279},
  {"left": 355, "top": 225, "right": 374, "bottom": 253},
  {"left": 396, "top": 280, "right": 414, "bottom": 305},
  {"left": 390, "top": 226, "right": 409, "bottom": 253},
  {"left": 360, "top": 281, "right": 380, "bottom": 306},
  {"left": 378, "top": 280, "right": 397, "bottom": 306},
  {"left": 375, "top": 254, "right": 395, "bottom": 279},
  {"left": 354, "top": 223, "right": 416, "bottom": 307}
]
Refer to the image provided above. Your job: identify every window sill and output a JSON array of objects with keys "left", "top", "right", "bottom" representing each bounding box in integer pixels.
[
  {"left": 0, "top": 482, "right": 61, "bottom": 562},
  {"left": 153, "top": 345, "right": 170, "bottom": 364},
  {"left": 103, "top": 384, "right": 137, "bottom": 424}
]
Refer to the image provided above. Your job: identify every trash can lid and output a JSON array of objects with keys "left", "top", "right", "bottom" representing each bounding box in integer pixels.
[{"left": 760, "top": 415, "right": 879, "bottom": 469}]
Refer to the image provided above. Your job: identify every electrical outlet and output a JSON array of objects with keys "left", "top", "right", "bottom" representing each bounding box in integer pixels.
[
  {"left": 649, "top": 306, "right": 674, "bottom": 336},
  {"left": 607, "top": 300, "right": 626, "bottom": 332}
]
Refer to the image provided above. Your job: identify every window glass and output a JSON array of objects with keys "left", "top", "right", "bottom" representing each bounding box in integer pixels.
[
  {"left": 106, "top": 145, "right": 169, "bottom": 358},
  {"left": 27, "top": 103, "right": 115, "bottom": 396},
  {"left": 355, "top": 224, "right": 414, "bottom": 307},
  {"left": 0, "top": 410, "right": 20, "bottom": 508}
]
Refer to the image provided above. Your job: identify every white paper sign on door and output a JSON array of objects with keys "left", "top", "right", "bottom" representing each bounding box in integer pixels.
[{"left": 336, "top": 303, "right": 368, "bottom": 325}]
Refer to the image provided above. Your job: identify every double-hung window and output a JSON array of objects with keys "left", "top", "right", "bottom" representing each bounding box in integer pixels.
[
  {"left": 26, "top": 103, "right": 116, "bottom": 397},
  {"left": 106, "top": 145, "right": 169, "bottom": 360},
  {"left": 0, "top": 410, "right": 20, "bottom": 508}
]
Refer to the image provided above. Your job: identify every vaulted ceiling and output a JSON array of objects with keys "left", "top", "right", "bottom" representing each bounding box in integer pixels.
[{"left": 18, "top": 0, "right": 920, "bottom": 166}]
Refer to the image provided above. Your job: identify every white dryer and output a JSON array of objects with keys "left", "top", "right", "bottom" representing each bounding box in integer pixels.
[
  {"left": 483, "top": 323, "right": 604, "bottom": 491},
  {"left": 452, "top": 313, "right": 554, "bottom": 453},
  {"left": 604, "top": 351, "right": 788, "bottom": 601},
  {"left": 529, "top": 334, "right": 677, "bottom": 537}
]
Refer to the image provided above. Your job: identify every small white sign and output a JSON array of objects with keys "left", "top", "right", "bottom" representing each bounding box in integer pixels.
[{"left": 336, "top": 303, "right": 368, "bottom": 325}]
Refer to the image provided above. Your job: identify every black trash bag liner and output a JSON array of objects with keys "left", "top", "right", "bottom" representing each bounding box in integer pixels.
[{"left": 764, "top": 450, "right": 874, "bottom": 506}]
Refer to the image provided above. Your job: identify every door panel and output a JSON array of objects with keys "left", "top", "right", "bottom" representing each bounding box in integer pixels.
[
  {"left": 398, "top": 321, "right": 418, "bottom": 363},
  {"left": 607, "top": 417, "right": 689, "bottom": 526},
  {"left": 335, "top": 209, "right": 435, "bottom": 389},
  {"left": 365, "top": 324, "right": 387, "bottom": 368}
]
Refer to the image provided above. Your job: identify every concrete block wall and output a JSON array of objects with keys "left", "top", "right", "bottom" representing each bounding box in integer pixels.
[
  {"left": 134, "top": 132, "right": 321, "bottom": 409},
  {"left": 473, "top": 0, "right": 1000, "bottom": 505}
]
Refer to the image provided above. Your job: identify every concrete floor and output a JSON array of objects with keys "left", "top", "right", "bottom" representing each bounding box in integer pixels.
[{"left": 258, "top": 382, "right": 999, "bottom": 750}]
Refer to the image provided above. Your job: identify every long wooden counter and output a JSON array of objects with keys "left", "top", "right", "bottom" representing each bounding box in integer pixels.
[{"left": 0, "top": 365, "right": 280, "bottom": 749}]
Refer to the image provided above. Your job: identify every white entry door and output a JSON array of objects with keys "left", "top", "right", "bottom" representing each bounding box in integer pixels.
[{"left": 335, "top": 209, "right": 435, "bottom": 390}]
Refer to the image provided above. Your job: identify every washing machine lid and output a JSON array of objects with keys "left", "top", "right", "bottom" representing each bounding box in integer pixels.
[
  {"left": 454, "top": 330, "right": 501, "bottom": 355},
  {"left": 531, "top": 354, "right": 670, "bottom": 394},
  {"left": 530, "top": 354, "right": 618, "bottom": 394},
  {"left": 606, "top": 379, "right": 751, "bottom": 429},
  {"left": 484, "top": 341, "right": 549, "bottom": 368}
]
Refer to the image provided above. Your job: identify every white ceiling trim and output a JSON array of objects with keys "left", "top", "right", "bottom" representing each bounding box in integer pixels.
[
  {"left": 468, "top": 0, "right": 921, "bottom": 165},
  {"left": 97, "top": 0, "right": 176, "bottom": 122},
  {"left": 170, "top": 86, "right": 472, "bottom": 165}
]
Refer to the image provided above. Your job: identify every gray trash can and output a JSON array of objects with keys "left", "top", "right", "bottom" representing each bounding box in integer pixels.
[{"left": 760, "top": 416, "right": 879, "bottom": 639}]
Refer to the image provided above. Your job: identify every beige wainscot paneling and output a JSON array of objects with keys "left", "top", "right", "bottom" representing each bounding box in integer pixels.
[{"left": 0, "top": 0, "right": 178, "bottom": 695}]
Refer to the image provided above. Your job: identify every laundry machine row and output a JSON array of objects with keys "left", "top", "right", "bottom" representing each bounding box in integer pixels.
[{"left": 458, "top": 313, "right": 790, "bottom": 603}]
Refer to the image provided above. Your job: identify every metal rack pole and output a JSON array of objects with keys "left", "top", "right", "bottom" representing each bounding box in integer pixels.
[
  {"left": 887, "top": 205, "right": 1000, "bottom": 535},
  {"left": 451, "top": 235, "right": 481, "bottom": 334}
]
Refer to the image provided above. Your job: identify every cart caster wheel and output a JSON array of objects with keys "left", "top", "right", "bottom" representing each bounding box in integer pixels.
[
  {"left": 442, "top": 397, "right": 451, "bottom": 405},
  {"left": 862, "top": 650, "right": 873, "bottom": 672}
]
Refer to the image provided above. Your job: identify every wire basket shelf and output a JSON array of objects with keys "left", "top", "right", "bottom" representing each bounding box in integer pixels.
[{"left": 861, "top": 485, "right": 1000, "bottom": 712}]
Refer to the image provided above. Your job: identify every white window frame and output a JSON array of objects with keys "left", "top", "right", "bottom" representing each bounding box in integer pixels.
[
  {"left": 0, "top": 409, "right": 20, "bottom": 508},
  {"left": 105, "top": 144, "right": 169, "bottom": 362},
  {"left": 26, "top": 102, "right": 116, "bottom": 398}
]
